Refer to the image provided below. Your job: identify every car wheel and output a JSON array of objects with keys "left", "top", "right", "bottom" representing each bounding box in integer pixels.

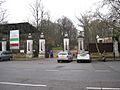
[
  {"left": 89, "top": 60, "right": 92, "bottom": 63},
  {"left": 68, "top": 60, "right": 70, "bottom": 63},
  {"left": 9, "top": 58, "right": 12, "bottom": 61},
  {"left": 77, "top": 60, "right": 80, "bottom": 63},
  {"left": 57, "top": 60, "right": 60, "bottom": 63},
  {"left": 0, "top": 58, "right": 2, "bottom": 61}
]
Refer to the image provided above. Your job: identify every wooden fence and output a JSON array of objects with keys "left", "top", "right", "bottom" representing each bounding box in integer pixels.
[{"left": 89, "top": 43, "right": 120, "bottom": 53}]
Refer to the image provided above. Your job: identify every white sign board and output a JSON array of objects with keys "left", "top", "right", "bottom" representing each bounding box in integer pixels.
[{"left": 10, "top": 30, "right": 19, "bottom": 49}]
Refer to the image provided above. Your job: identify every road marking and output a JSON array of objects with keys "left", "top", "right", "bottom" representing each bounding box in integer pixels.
[
  {"left": 0, "top": 82, "right": 47, "bottom": 87},
  {"left": 102, "top": 88, "right": 120, "bottom": 90},
  {"left": 86, "top": 87, "right": 101, "bottom": 90},
  {"left": 95, "top": 70, "right": 110, "bottom": 72},
  {"left": 46, "top": 70, "right": 59, "bottom": 72},
  {"left": 70, "top": 70, "right": 84, "bottom": 72},
  {"left": 86, "top": 87, "right": 120, "bottom": 90},
  {"left": 46, "top": 69, "right": 85, "bottom": 72}
]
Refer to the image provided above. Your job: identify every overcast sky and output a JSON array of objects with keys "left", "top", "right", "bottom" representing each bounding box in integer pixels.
[{"left": 3, "top": 0, "right": 101, "bottom": 29}]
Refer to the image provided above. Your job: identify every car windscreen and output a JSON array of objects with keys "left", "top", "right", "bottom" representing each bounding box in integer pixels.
[
  {"left": 2, "top": 51, "right": 12, "bottom": 55},
  {"left": 6, "top": 52, "right": 12, "bottom": 54},
  {"left": 58, "top": 52, "right": 67, "bottom": 55}
]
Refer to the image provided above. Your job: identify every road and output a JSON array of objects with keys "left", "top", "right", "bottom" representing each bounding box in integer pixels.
[{"left": 0, "top": 59, "right": 120, "bottom": 90}]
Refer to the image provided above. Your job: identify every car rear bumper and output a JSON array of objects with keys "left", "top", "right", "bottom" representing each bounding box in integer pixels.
[
  {"left": 57, "top": 59, "right": 70, "bottom": 61},
  {"left": 77, "top": 59, "right": 91, "bottom": 61},
  {"left": 77, "top": 59, "right": 91, "bottom": 63}
]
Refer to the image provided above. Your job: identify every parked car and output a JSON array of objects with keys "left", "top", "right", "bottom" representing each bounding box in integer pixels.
[
  {"left": 0, "top": 51, "right": 13, "bottom": 61},
  {"left": 57, "top": 51, "right": 73, "bottom": 63},
  {"left": 77, "top": 51, "right": 91, "bottom": 63}
]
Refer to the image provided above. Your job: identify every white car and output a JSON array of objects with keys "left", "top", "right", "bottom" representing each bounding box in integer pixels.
[
  {"left": 77, "top": 51, "right": 91, "bottom": 63},
  {"left": 57, "top": 51, "right": 73, "bottom": 63}
]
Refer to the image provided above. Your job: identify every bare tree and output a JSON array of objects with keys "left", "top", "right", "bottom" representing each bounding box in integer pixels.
[
  {"left": 96, "top": 0, "right": 120, "bottom": 41},
  {"left": 77, "top": 13, "right": 93, "bottom": 50},
  {"left": 77, "top": 12, "right": 110, "bottom": 57},
  {"left": 30, "top": 0, "right": 45, "bottom": 32},
  {"left": 102, "top": 0, "right": 120, "bottom": 19},
  {"left": 57, "top": 16, "right": 77, "bottom": 49},
  {"left": 0, "top": 0, "right": 7, "bottom": 23}
]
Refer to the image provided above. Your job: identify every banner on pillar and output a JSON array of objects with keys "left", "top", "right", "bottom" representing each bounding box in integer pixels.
[{"left": 10, "top": 30, "right": 19, "bottom": 49}]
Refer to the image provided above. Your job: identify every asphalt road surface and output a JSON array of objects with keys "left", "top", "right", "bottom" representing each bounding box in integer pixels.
[{"left": 0, "top": 59, "right": 120, "bottom": 90}]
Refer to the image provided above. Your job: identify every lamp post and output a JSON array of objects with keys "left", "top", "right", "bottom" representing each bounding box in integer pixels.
[
  {"left": 113, "top": 20, "right": 116, "bottom": 60},
  {"left": 113, "top": 20, "right": 119, "bottom": 60}
]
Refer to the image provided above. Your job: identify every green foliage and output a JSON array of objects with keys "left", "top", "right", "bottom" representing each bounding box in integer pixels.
[
  {"left": 52, "top": 47, "right": 63, "bottom": 50},
  {"left": 37, "top": 17, "right": 77, "bottom": 49}
]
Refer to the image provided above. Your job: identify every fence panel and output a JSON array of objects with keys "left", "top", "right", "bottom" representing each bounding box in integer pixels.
[{"left": 89, "top": 43, "right": 114, "bottom": 53}]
